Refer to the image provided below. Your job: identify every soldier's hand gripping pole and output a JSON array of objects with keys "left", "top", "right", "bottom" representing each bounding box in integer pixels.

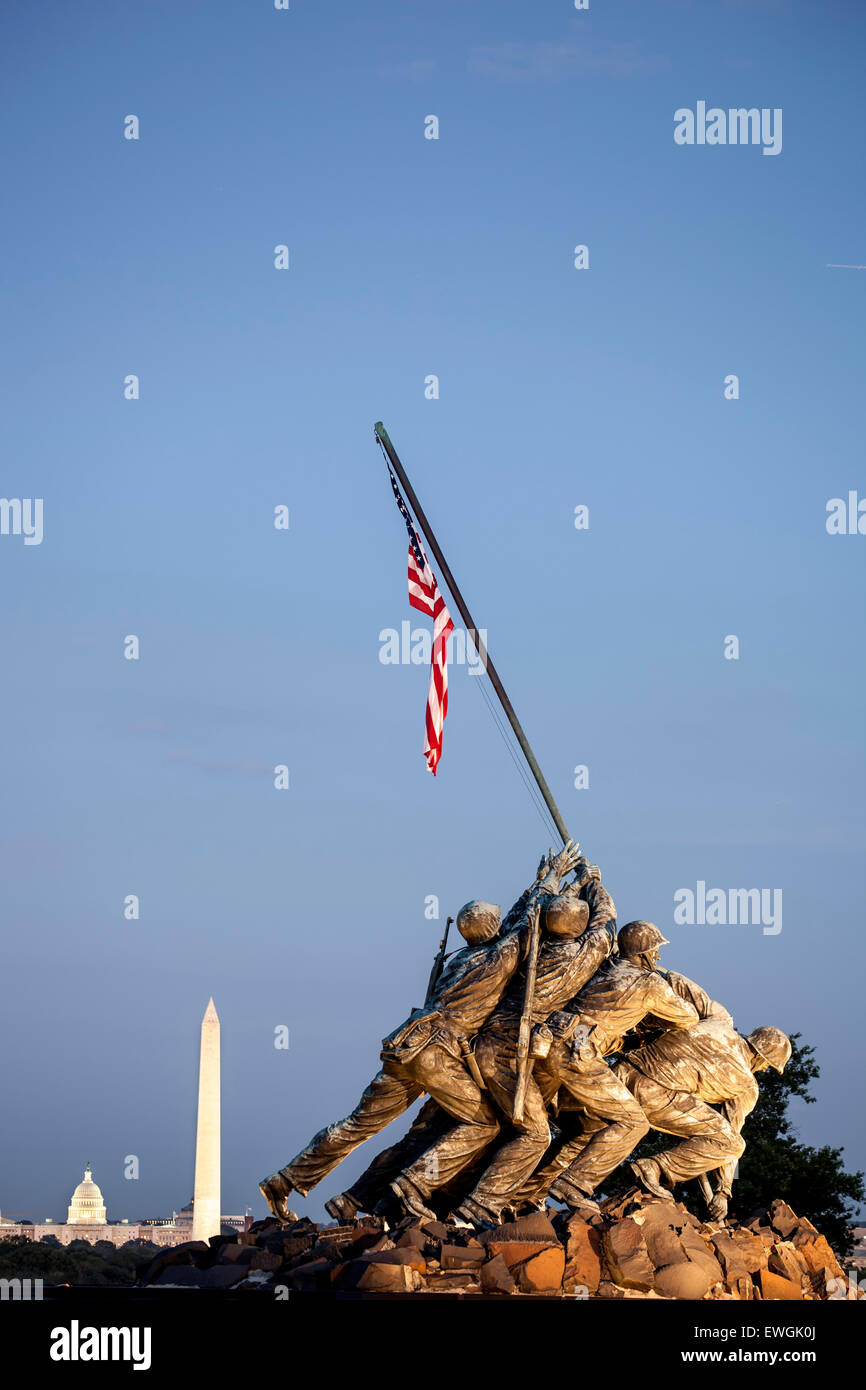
[{"left": 513, "top": 900, "right": 542, "bottom": 1124}]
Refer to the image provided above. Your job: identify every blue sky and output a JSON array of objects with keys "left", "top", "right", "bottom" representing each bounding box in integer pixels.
[{"left": 0, "top": 0, "right": 863, "bottom": 1225}]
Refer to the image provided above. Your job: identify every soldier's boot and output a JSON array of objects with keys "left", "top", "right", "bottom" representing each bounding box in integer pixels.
[
  {"left": 451, "top": 1195, "right": 499, "bottom": 1231},
  {"left": 630, "top": 1157, "right": 675, "bottom": 1202},
  {"left": 389, "top": 1176, "right": 436, "bottom": 1223},
  {"left": 508, "top": 1197, "right": 547, "bottom": 1217},
  {"left": 324, "top": 1191, "right": 360, "bottom": 1223},
  {"left": 548, "top": 1177, "right": 600, "bottom": 1218},
  {"left": 507, "top": 1169, "right": 554, "bottom": 1214},
  {"left": 258, "top": 1169, "right": 297, "bottom": 1223}
]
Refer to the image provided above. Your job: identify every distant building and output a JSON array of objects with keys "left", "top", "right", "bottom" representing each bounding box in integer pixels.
[
  {"left": 221, "top": 1213, "right": 252, "bottom": 1235},
  {"left": 0, "top": 1164, "right": 242, "bottom": 1249},
  {"left": 67, "top": 1164, "right": 106, "bottom": 1224},
  {"left": 1, "top": 998, "right": 246, "bottom": 1250}
]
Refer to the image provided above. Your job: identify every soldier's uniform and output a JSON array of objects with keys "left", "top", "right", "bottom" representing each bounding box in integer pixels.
[
  {"left": 658, "top": 970, "right": 733, "bottom": 1027},
  {"left": 567, "top": 957, "right": 702, "bottom": 1058},
  {"left": 336, "top": 1099, "right": 455, "bottom": 1216},
  {"left": 614, "top": 1017, "right": 758, "bottom": 1188},
  {"left": 455, "top": 877, "right": 618, "bottom": 1221},
  {"left": 526, "top": 960, "right": 700, "bottom": 1200},
  {"left": 276, "top": 871, "right": 559, "bottom": 1199}
]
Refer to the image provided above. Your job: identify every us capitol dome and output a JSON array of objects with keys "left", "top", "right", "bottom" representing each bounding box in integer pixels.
[{"left": 66, "top": 1163, "right": 107, "bottom": 1225}]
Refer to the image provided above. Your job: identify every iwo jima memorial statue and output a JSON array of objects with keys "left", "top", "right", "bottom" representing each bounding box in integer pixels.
[{"left": 252, "top": 425, "right": 851, "bottom": 1300}]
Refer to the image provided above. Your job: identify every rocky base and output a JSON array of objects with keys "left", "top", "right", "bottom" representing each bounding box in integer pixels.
[{"left": 136, "top": 1193, "right": 857, "bottom": 1299}]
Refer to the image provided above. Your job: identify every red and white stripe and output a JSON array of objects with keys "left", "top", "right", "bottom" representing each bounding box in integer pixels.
[{"left": 407, "top": 542, "right": 454, "bottom": 775}]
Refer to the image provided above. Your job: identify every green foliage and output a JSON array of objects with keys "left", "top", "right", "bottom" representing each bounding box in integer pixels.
[
  {"left": 0, "top": 1235, "right": 158, "bottom": 1286},
  {"left": 598, "top": 1033, "right": 864, "bottom": 1257},
  {"left": 732, "top": 1035, "right": 864, "bottom": 1257}
]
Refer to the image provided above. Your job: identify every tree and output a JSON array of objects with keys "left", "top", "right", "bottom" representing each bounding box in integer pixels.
[
  {"left": 598, "top": 1033, "right": 863, "bottom": 1257},
  {"left": 731, "top": 1034, "right": 864, "bottom": 1256},
  {"left": 0, "top": 1235, "right": 157, "bottom": 1286}
]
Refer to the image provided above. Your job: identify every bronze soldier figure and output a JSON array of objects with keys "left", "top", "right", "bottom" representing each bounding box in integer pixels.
[
  {"left": 519, "top": 919, "right": 701, "bottom": 1213},
  {"left": 450, "top": 864, "right": 618, "bottom": 1226},
  {"left": 259, "top": 841, "right": 582, "bottom": 1221},
  {"left": 625, "top": 1020, "right": 791, "bottom": 1219}
]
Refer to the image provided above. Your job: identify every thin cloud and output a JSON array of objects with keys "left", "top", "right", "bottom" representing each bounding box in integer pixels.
[
  {"left": 378, "top": 57, "right": 437, "bottom": 81},
  {"left": 723, "top": 0, "right": 788, "bottom": 11},
  {"left": 165, "top": 750, "right": 271, "bottom": 776},
  {"left": 134, "top": 718, "right": 171, "bottom": 735},
  {"left": 619, "top": 826, "right": 866, "bottom": 852},
  {"left": 468, "top": 38, "right": 668, "bottom": 81}
]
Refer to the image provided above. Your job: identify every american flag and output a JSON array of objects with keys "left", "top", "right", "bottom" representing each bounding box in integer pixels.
[{"left": 387, "top": 467, "right": 454, "bottom": 775}]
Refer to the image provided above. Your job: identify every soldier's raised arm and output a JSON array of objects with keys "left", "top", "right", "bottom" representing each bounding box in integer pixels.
[
  {"left": 641, "top": 971, "right": 701, "bottom": 1030},
  {"left": 663, "top": 970, "right": 734, "bottom": 1026},
  {"left": 563, "top": 861, "right": 617, "bottom": 944},
  {"left": 501, "top": 839, "right": 582, "bottom": 932}
]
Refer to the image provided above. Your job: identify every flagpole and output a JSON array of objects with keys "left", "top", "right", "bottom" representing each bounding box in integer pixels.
[{"left": 374, "top": 421, "right": 571, "bottom": 848}]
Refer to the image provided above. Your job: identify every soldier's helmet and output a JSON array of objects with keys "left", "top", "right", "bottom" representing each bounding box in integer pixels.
[
  {"left": 617, "top": 920, "right": 670, "bottom": 957},
  {"left": 543, "top": 895, "right": 590, "bottom": 938},
  {"left": 456, "top": 900, "right": 501, "bottom": 944},
  {"left": 746, "top": 1026, "right": 792, "bottom": 1073}
]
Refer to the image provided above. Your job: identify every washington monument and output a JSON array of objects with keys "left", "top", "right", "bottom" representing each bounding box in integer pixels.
[{"left": 191, "top": 997, "right": 221, "bottom": 1243}]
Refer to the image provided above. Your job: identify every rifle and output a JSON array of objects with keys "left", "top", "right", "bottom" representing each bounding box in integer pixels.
[
  {"left": 424, "top": 917, "right": 453, "bottom": 1006},
  {"left": 513, "top": 901, "right": 542, "bottom": 1124}
]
